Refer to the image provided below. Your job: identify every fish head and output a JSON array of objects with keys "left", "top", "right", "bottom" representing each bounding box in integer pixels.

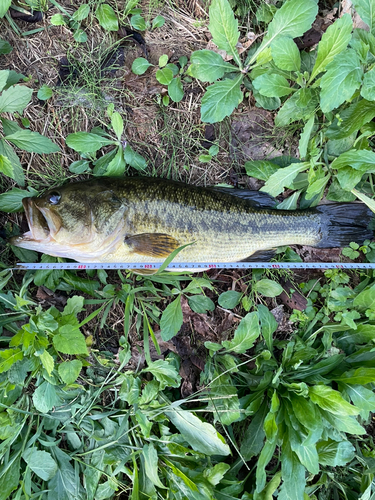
[{"left": 10, "top": 182, "right": 127, "bottom": 259}]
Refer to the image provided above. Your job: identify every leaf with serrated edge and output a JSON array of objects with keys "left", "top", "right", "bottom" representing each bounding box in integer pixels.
[
  {"left": 260, "top": 162, "right": 308, "bottom": 197},
  {"left": 271, "top": 36, "right": 301, "bottom": 71},
  {"left": 209, "top": 0, "right": 240, "bottom": 66},
  {"left": 201, "top": 75, "right": 243, "bottom": 123},
  {"left": 354, "top": 0, "right": 375, "bottom": 33},
  {"left": 189, "top": 50, "right": 234, "bottom": 83},
  {"left": 0, "top": 85, "right": 33, "bottom": 113},
  {"left": 310, "top": 14, "right": 353, "bottom": 81},
  {"left": 160, "top": 296, "right": 183, "bottom": 341}
]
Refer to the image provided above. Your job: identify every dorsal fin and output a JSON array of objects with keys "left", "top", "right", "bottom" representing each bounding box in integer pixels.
[{"left": 211, "top": 187, "right": 277, "bottom": 208}]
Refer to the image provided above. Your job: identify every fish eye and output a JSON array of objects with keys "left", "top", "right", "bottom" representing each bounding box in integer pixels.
[{"left": 48, "top": 191, "right": 61, "bottom": 205}]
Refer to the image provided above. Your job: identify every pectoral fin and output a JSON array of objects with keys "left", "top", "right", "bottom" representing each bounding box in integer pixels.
[{"left": 124, "top": 233, "right": 180, "bottom": 258}]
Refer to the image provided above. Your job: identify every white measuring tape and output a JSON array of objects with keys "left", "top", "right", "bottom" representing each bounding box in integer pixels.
[{"left": 13, "top": 262, "right": 375, "bottom": 270}]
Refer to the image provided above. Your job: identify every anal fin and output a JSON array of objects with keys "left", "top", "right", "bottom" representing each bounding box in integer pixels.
[
  {"left": 241, "top": 249, "right": 276, "bottom": 262},
  {"left": 125, "top": 233, "right": 180, "bottom": 258}
]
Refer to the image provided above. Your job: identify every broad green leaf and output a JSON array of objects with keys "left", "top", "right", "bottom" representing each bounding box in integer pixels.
[
  {"left": 104, "top": 147, "right": 126, "bottom": 176},
  {"left": 0, "top": 39, "right": 12, "bottom": 55},
  {"left": 271, "top": 36, "right": 301, "bottom": 71},
  {"left": 244, "top": 160, "right": 278, "bottom": 181},
  {"left": 0, "top": 70, "right": 9, "bottom": 93},
  {"left": 143, "top": 359, "right": 181, "bottom": 390},
  {"left": 49, "top": 447, "right": 85, "bottom": 500},
  {"left": 320, "top": 49, "right": 362, "bottom": 113},
  {"left": 166, "top": 407, "right": 231, "bottom": 456},
  {"left": 317, "top": 439, "right": 355, "bottom": 466},
  {"left": 32, "top": 381, "right": 60, "bottom": 413},
  {"left": 0, "top": 348, "right": 23, "bottom": 373},
  {"left": 160, "top": 296, "right": 183, "bottom": 341},
  {"left": 334, "top": 367, "right": 375, "bottom": 385},
  {"left": 354, "top": 0, "right": 375, "bottom": 33},
  {"left": 58, "top": 360, "right": 82, "bottom": 385},
  {"left": 131, "top": 14, "right": 146, "bottom": 31},
  {"left": 111, "top": 112, "right": 123, "bottom": 140},
  {"left": 222, "top": 312, "right": 260, "bottom": 353},
  {"left": 332, "top": 149, "right": 375, "bottom": 172},
  {"left": 256, "top": 438, "right": 277, "bottom": 492},
  {"left": 188, "top": 295, "right": 215, "bottom": 313},
  {"left": 321, "top": 409, "right": 366, "bottom": 435},
  {"left": 310, "top": 14, "right": 353, "bottom": 81},
  {"left": 343, "top": 383, "right": 375, "bottom": 411},
  {"left": 123, "top": 144, "right": 146, "bottom": 170},
  {"left": 275, "top": 89, "right": 318, "bottom": 127},
  {"left": 0, "top": 455, "right": 20, "bottom": 500},
  {"left": 204, "top": 463, "right": 230, "bottom": 486},
  {"left": 156, "top": 67, "right": 173, "bottom": 85},
  {"left": 0, "top": 1, "right": 11, "bottom": 18},
  {"left": 132, "top": 57, "right": 152, "bottom": 75},
  {"left": 218, "top": 290, "right": 242, "bottom": 309},
  {"left": 96, "top": 4, "right": 118, "bottom": 31},
  {"left": 168, "top": 77, "right": 184, "bottom": 103},
  {"left": 201, "top": 75, "right": 243, "bottom": 123},
  {"left": 352, "top": 187, "right": 375, "bottom": 213},
  {"left": 142, "top": 444, "right": 166, "bottom": 489},
  {"left": 0, "top": 85, "right": 33, "bottom": 113},
  {"left": 260, "top": 162, "right": 308, "bottom": 197},
  {"left": 0, "top": 187, "right": 36, "bottom": 212},
  {"left": 277, "top": 191, "right": 301, "bottom": 210},
  {"left": 50, "top": 13, "right": 66, "bottom": 25},
  {"left": 152, "top": 15, "right": 165, "bottom": 28},
  {"left": 257, "top": 304, "right": 277, "bottom": 351},
  {"left": 298, "top": 114, "right": 315, "bottom": 159},
  {"left": 309, "top": 385, "right": 360, "bottom": 416},
  {"left": 255, "top": 279, "right": 283, "bottom": 298},
  {"left": 5, "top": 129, "right": 60, "bottom": 154},
  {"left": 305, "top": 174, "right": 330, "bottom": 200},
  {"left": 37, "top": 84, "right": 53, "bottom": 101},
  {"left": 290, "top": 394, "right": 322, "bottom": 433},
  {"left": 22, "top": 449, "right": 57, "bottom": 481},
  {"left": 336, "top": 166, "right": 363, "bottom": 191},
  {"left": 208, "top": 0, "right": 240, "bottom": 65},
  {"left": 353, "top": 283, "right": 375, "bottom": 309},
  {"left": 64, "top": 296, "right": 85, "bottom": 316},
  {"left": 72, "top": 4, "right": 90, "bottom": 21},
  {"left": 0, "top": 154, "right": 13, "bottom": 179},
  {"left": 159, "top": 54, "right": 168, "bottom": 67},
  {"left": 189, "top": 49, "right": 234, "bottom": 83},
  {"left": 207, "top": 372, "right": 240, "bottom": 425},
  {"left": 39, "top": 350, "right": 54, "bottom": 376},
  {"left": 66, "top": 132, "right": 114, "bottom": 153},
  {"left": 240, "top": 401, "right": 268, "bottom": 460},
  {"left": 361, "top": 67, "right": 375, "bottom": 100},
  {"left": 257, "top": 0, "right": 318, "bottom": 60},
  {"left": 53, "top": 327, "right": 88, "bottom": 355},
  {"left": 279, "top": 442, "right": 306, "bottom": 499},
  {"left": 325, "top": 99, "right": 375, "bottom": 139},
  {"left": 253, "top": 74, "right": 292, "bottom": 98}
]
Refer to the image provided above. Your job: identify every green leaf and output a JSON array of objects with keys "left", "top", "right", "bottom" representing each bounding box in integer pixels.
[
  {"left": 22, "top": 449, "right": 57, "bottom": 481},
  {"left": 111, "top": 111, "right": 123, "bottom": 140},
  {"left": 95, "top": 4, "right": 118, "bottom": 31},
  {"left": 0, "top": 455, "right": 20, "bottom": 500},
  {"left": 131, "top": 13, "right": 146, "bottom": 31},
  {"left": 3, "top": 186, "right": 33, "bottom": 211},
  {"left": 317, "top": 439, "right": 355, "bottom": 466},
  {"left": 309, "top": 385, "right": 360, "bottom": 416},
  {"left": 257, "top": 304, "right": 277, "bottom": 351},
  {"left": 0, "top": 348, "right": 23, "bottom": 373},
  {"left": 58, "top": 360, "right": 82, "bottom": 385},
  {"left": 72, "top": 4, "right": 90, "bottom": 21},
  {"left": 310, "top": 14, "right": 353, "bottom": 81},
  {"left": 168, "top": 77, "right": 184, "bottom": 103},
  {"left": 53, "top": 327, "right": 88, "bottom": 355},
  {"left": 142, "top": 359, "right": 181, "bottom": 390},
  {"left": 159, "top": 54, "right": 168, "bottom": 67},
  {"left": 253, "top": 74, "right": 292, "bottom": 98},
  {"left": 0, "top": 71, "right": 9, "bottom": 93},
  {"left": 361, "top": 67, "right": 375, "bottom": 100},
  {"left": 160, "top": 296, "right": 183, "bottom": 341},
  {"left": 222, "top": 312, "right": 261, "bottom": 353},
  {"left": 244, "top": 160, "right": 278, "bottom": 181},
  {"left": 32, "top": 381, "right": 60, "bottom": 413},
  {"left": 66, "top": 132, "right": 114, "bottom": 153},
  {"left": 208, "top": 0, "right": 240, "bottom": 65},
  {"left": 275, "top": 88, "right": 318, "bottom": 127},
  {"left": 256, "top": 438, "right": 277, "bottom": 493},
  {"left": 0, "top": 0, "right": 11, "bottom": 18},
  {"left": 132, "top": 57, "right": 152, "bottom": 75},
  {"left": 271, "top": 36, "right": 301, "bottom": 71},
  {"left": 305, "top": 174, "right": 330, "bottom": 200},
  {"left": 279, "top": 442, "right": 306, "bottom": 500},
  {"left": 320, "top": 409, "right": 366, "bottom": 435},
  {"left": 218, "top": 290, "right": 242, "bottom": 309},
  {"left": 39, "top": 350, "right": 54, "bottom": 376},
  {"left": 123, "top": 145, "right": 146, "bottom": 170},
  {"left": 0, "top": 85, "right": 33, "bottom": 113},
  {"left": 335, "top": 367, "right": 375, "bottom": 385},
  {"left": 188, "top": 295, "right": 215, "bottom": 313},
  {"left": 5, "top": 129, "right": 60, "bottom": 153},
  {"left": 320, "top": 49, "right": 362, "bottom": 113},
  {"left": 152, "top": 15, "right": 165, "bottom": 28},
  {"left": 49, "top": 447, "right": 85, "bottom": 500},
  {"left": 142, "top": 444, "right": 166, "bottom": 489},
  {"left": 0, "top": 39, "right": 12, "bottom": 55},
  {"left": 156, "top": 67, "right": 173, "bottom": 85},
  {"left": 50, "top": 13, "right": 66, "bottom": 26},
  {"left": 354, "top": 283, "right": 375, "bottom": 310},
  {"left": 255, "top": 279, "right": 283, "bottom": 297},
  {"left": 104, "top": 147, "right": 126, "bottom": 176},
  {"left": 240, "top": 402, "right": 267, "bottom": 460},
  {"left": 73, "top": 29, "right": 87, "bottom": 43},
  {"left": 0, "top": 154, "right": 13, "bottom": 179},
  {"left": 189, "top": 49, "right": 234, "bottom": 83},
  {"left": 343, "top": 383, "right": 375, "bottom": 411},
  {"left": 166, "top": 407, "right": 231, "bottom": 456},
  {"left": 325, "top": 99, "right": 375, "bottom": 139},
  {"left": 261, "top": 0, "right": 318, "bottom": 48},
  {"left": 336, "top": 166, "right": 363, "bottom": 191},
  {"left": 260, "top": 162, "right": 308, "bottom": 197},
  {"left": 354, "top": 0, "right": 375, "bottom": 34},
  {"left": 298, "top": 114, "right": 315, "bottom": 159},
  {"left": 37, "top": 84, "right": 53, "bottom": 101},
  {"left": 201, "top": 75, "right": 243, "bottom": 123}
]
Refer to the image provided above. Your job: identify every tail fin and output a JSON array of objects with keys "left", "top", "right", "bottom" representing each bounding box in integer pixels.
[{"left": 316, "top": 203, "right": 374, "bottom": 248}]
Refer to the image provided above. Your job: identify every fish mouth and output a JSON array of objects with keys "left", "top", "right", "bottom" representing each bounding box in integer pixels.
[{"left": 18, "top": 197, "right": 51, "bottom": 242}]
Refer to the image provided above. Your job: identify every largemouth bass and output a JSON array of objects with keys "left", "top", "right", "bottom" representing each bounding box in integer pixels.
[{"left": 10, "top": 177, "right": 373, "bottom": 264}]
